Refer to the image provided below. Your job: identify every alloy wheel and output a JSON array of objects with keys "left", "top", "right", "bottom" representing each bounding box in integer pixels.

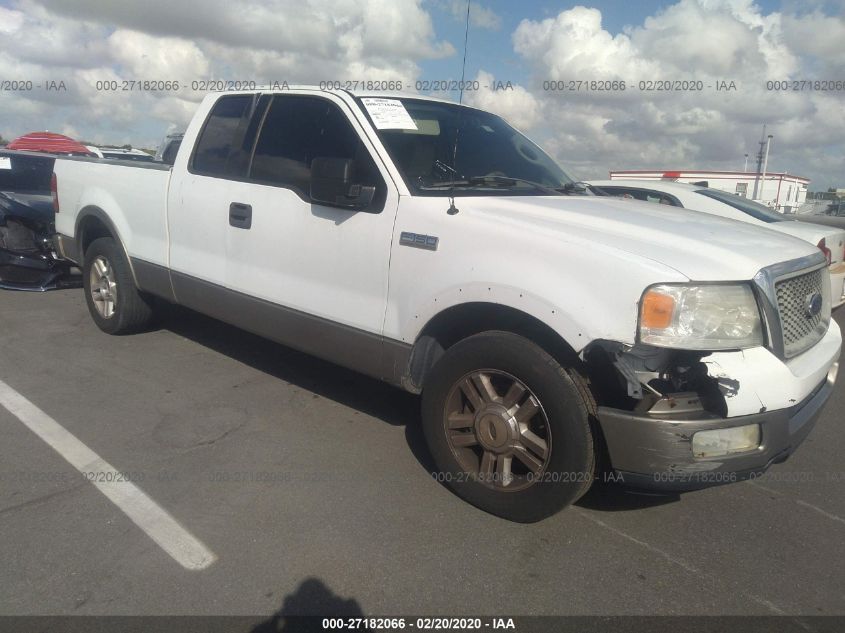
[
  {"left": 89, "top": 255, "right": 118, "bottom": 319},
  {"left": 443, "top": 369, "right": 552, "bottom": 491}
]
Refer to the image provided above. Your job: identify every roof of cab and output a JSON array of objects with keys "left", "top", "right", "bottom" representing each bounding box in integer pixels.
[
  {"left": 212, "top": 85, "right": 467, "bottom": 107},
  {"left": 351, "top": 90, "right": 460, "bottom": 105}
]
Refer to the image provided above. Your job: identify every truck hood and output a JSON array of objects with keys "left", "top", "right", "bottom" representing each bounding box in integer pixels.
[{"left": 467, "top": 195, "right": 818, "bottom": 281}]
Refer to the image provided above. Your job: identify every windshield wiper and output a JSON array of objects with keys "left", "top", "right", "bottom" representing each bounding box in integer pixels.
[
  {"left": 419, "top": 175, "right": 562, "bottom": 195},
  {"left": 433, "top": 159, "right": 461, "bottom": 178},
  {"left": 555, "top": 181, "right": 594, "bottom": 196}
]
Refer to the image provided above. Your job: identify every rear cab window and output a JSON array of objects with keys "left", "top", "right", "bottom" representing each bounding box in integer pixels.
[{"left": 190, "top": 94, "right": 266, "bottom": 178}]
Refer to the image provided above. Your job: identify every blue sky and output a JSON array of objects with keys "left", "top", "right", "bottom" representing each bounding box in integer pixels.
[
  {"left": 411, "top": 0, "right": 845, "bottom": 186},
  {"left": 421, "top": 0, "right": 801, "bottom": 95},
  {"left": 422, "top": 1, "right": 678, "bottom": 90}
]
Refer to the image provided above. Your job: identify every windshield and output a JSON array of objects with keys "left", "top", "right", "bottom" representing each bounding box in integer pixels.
[
  {"left": 694, "top": 188, "right": 792, "bottom": 223},
  {"left": 358, "top": 97, "right": 575, "bottom": 196}
]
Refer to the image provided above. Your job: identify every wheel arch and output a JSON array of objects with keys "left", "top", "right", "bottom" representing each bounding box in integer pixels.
[
  {"left": 403, "top": 301, "right": 584, "bottom": 394},
  {"left": 75, "top": 206, "right": 138, "bottom": 286}
]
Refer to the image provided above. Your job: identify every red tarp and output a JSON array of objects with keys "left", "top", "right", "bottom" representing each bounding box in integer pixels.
[{"left": 7, "top": 132, "right": 94, "bottom": 156}]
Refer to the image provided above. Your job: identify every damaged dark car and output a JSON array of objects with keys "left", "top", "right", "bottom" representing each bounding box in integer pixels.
[{"left": 0, "top": 150, "right": 80, "bottom": 291}]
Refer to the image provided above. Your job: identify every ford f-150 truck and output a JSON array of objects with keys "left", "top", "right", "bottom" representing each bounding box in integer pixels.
[{"left": 52, "top": 88, "right": 841, "bottom": 522}]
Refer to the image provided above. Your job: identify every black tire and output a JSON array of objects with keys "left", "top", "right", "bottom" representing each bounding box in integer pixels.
[
  {"left": 82, "top": 237, "right": 154, "bottom": 335},
  {"left": 421, "top": 331, "right": 596, "bottom": 522}
]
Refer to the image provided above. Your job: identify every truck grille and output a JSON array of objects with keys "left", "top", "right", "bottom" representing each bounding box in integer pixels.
[{"left": 775, "top": 269, "right": 826, "bottom": 358}]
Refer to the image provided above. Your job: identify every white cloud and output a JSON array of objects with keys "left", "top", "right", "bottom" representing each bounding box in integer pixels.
[
  {"left": 0, "top": 0, "right": 453, "bottom": 148},
  {"left": 781, "top": 11, "right": 845, "bottom": 73},
  {"left": 1, "top": 2, "right": 110, "bottom": 69},
  {"left": 513, "top": 7, "right": 661, "bottom": 81},
  {"left": 33, "top": 0, "right": 453, "bottom": 62},
  {"left": 436, "top": 0, "right": 502, "bottom": 30},
  {"left": 107, "top": 30, "right": 210, "bottom": 81},
  {"left": 631, "top": 1, "right": 766, "bottom": 76},
  {"left": 464, "top": 71, "right": 542, "bottom": 131},
  {"left": 0, "top": 7, "right": 25, "bottom": 33},
  {"left": 469, "top": 4, "right": 501, "bottom": 30},
  {"left": 504, "top": 1, "right": 845, "bottom": 187}
]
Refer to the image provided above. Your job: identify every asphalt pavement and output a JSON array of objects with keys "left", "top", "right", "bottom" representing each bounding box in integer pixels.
[{"left": 1, "top": 288, "right": 844, "bottom": 618}]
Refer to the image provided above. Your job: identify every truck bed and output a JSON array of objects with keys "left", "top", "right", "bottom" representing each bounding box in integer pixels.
[{"left": 53, "top": 157, "right": 173, "bottom": 270}]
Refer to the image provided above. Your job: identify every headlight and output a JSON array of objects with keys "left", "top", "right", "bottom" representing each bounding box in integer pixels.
[{"left": 639, "top": 284, "right": 763, "bottom": 350}]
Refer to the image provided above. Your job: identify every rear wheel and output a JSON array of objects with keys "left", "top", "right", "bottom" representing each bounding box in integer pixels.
[
  {"left": 421, "top": 331, "right": 596, "bottom": 522},
  {"left": 83, "top": 237, "right": 154, "bottom": 334}
]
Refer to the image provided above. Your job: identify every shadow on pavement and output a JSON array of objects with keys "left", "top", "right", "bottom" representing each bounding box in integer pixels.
[
  {"left": 158, "top": 303, "right": 682, "bottom": 514},
  {"left": 252, "top": 577, "right": 370, "bottom": 633},
  {"left": 157, "top": 304, "right": 437, "bottom": 472},
  {"left": 576, "top": 480, "right": 680, "bottom": 512}
]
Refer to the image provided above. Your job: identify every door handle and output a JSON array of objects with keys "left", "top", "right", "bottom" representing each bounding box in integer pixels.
[{"left": 229, "top": 202, "right": 252, "bottom": 229}]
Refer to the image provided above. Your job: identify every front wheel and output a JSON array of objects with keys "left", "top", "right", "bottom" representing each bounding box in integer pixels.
[
  {"left": 421, "top": 331, "right": 596, "bottom": 522},
  {"left": 83, "top": 237, "right": 154, "bottom": 335}
]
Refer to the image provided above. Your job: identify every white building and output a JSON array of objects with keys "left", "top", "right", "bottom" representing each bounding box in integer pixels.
[{"left": 608, "top": 170, "right": 810, "bottom": 213}]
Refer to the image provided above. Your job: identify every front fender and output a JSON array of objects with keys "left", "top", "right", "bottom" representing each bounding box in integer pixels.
[
  {"left": 400, "top": 282, "right": 606, "bottom": 353},
  {"left": 385, "top": 198, "right": 689, "bottom": 352}
]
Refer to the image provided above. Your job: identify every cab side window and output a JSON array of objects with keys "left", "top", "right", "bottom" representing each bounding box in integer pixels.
[
  {"left": 191, "top": 95, "right": 257, "bottom": 177},
  {"left": 249, "top": 95, "right": 386, "bottom": 210}
]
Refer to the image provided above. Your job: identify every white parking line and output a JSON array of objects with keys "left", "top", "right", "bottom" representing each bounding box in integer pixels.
[
  {"left": 749, "top": 481, "right": 845, "bottom": 527},
  {"left": 574, "top": 509, "right": 700, "bottom": 573},
  {"left": 574, "top": 509, "right": 790, "bottom": 616},
  {"left": 796, "top": 500, "right": 845, "bottom": 527},
  {"left": 0, "top": 379, "right": 217, "bottom": 571}
]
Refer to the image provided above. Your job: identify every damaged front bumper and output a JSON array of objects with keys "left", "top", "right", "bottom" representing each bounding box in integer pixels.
[
  {"left": 598, "top": 365, "right": 836, "bottom": 490},
  {"left": 595, "top": 323, "right": 842, "bottom": 491}
]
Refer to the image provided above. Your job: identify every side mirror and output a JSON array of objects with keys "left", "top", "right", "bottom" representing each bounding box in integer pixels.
[{"left": 310, "top": 157, "right": 375, "bottom": 210}]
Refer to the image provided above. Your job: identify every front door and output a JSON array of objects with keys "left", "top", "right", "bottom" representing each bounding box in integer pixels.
[{"left": 223, "top": 92, "right": 398, "bottom": 336}]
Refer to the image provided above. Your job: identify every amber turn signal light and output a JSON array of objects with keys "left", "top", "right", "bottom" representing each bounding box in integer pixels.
[{"left": 641, "top": 290, "right": 675, "bottom": 329}]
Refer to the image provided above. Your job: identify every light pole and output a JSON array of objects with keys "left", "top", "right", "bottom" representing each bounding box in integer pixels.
[
  {"left": 743, "top": 153, "right": 749, "bottom": 172},
  {"left": 752, "top": 124, "right": 766, "bottom": 199},
  {"left": 760, "top": 134, "right": 773, "bottom": 206}
]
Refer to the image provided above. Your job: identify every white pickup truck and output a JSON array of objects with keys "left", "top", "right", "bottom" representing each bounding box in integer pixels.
[{"left": 52, "top": 88, "right": 841, "bottom": 522}]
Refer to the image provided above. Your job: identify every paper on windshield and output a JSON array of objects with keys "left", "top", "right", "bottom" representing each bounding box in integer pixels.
[
  {"left": 0, "top": 157, "right": 11, "bottom": 170},
  {"left": 361, "top": 98, "right": 418, "bottom": 131}
]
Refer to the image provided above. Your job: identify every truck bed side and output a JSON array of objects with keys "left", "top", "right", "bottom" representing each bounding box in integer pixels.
[{"left": 53, "top": 158, "right": 172, "bottom": 270}]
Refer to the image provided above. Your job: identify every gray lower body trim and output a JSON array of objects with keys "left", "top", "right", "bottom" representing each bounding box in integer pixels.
[
  {"left": 53, "top": 233, "right": 80, "bottom": 265},
  {"left": 132, "top": 258, "right": 176, "bottom": 303},
  {"left": 147, "top": 267, "right": 413, "bottom": 389}
]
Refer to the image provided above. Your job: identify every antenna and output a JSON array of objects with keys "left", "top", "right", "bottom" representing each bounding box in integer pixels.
[
  {"left": 459, "top": 0, "right": 471, "bottom": 104},
  {"left": 448, "top": 0, "right": 471, "bottom": 215}
]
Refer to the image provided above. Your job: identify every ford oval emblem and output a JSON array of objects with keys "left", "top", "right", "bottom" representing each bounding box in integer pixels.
[{"left": 805, "top": 292, "right": 823, "bottom": 318}]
